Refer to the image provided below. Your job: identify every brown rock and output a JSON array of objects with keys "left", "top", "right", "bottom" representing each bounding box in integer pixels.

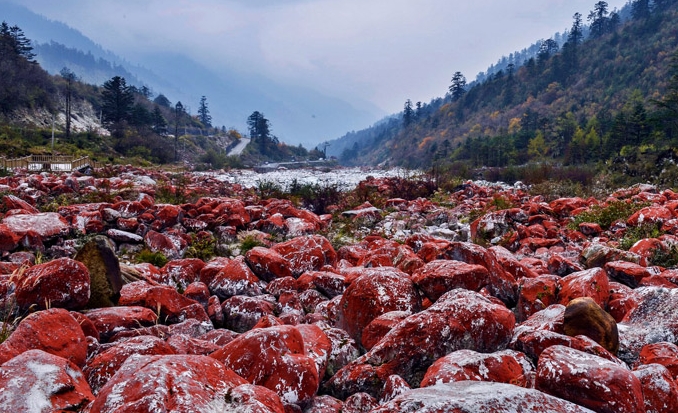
[
  {"left": 74, "top": 235, "right": 122, "bottom": 308},
  {"left": 563, "top": 296, "right": 619, "bottom": 354}
]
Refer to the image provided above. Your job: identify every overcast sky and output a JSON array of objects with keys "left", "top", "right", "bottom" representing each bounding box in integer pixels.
[{"left": 18, "top": 0, "right": 628, "bottom": 114}]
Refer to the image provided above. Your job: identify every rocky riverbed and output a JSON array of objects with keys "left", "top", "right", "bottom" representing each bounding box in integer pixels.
[{"left": 0, "top": 165, "right": 676, "bottom": 412}]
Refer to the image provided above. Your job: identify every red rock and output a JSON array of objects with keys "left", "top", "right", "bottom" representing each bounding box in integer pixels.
[
  {"left": 371, "top": 381, "right": 595, "bottom": 413},
  {"left": 336, "top": 267, "right": 421, "bottom": 349},
  {"left": 2, "top": 194, "right": 39, "bottom": 213},
  {"left": 198, "top": 256, "right": 231, "bottom": 285},
  {"left": 160, "top": 258, "right": 205, "bottom": 290},
  {"left": 549, "top": 197, "right": 591, "bottom": 217},
  {"left": 266, "top": 276, "right": 299, "bottom": 297},
  {"left": 143, "top": 229, "right": 180, "bottom": 259},
  {"left": 0, "top": 349, "right": 94, "bottom": 411},
  {"left": 489, "top": 245, "right": 540, "bottom": 279},
  {"left": 627, "top": 205, "right": 674, "bottom": 226},
  {"left": 629, "top": 237, "right": 666, "bottom": 266},
  {"left": 437, "top": 241, "right": 517, "bottom": 305},
  {"left": 411, "top": 259, "right": 490, "bottom": 302},
  {"left": 547, "top": 254, "right": 584, "bottom": 276},
  {"left": 88, "top": 354, "right": 284, "bottom": 413},
  {"left": 183, "top": 281, "right": 210, "bottom": 306},
  {"left": 342, "top": 392, "right": 378, "bottom": 413},
  {"left": 297, "top": 323, "right": 332, "bottom": 379},
  {"left": 154, "top": 204, "right": 182, "bottom": 228},
  {"left": 557, "top": 267, "right": 610, "bottom": 308},
  {"left": 516, "top": 275, "right": 559, "bottom": 322},
  {"left": 206, "top": 294, "right": 224, "bottom": 327},
  {"left": 0, "top": 223, "right": 21, "bottom": 251},
  {"left": 254, "top": 212, "right": 288, "bottom": 234},
  {"left": 379, "top": 374, "right": 411, "bottom": 404},
  {"left": 70, "top": 311, "right": 100, "bottom": 341},
  {"left": 295, "top": 289, "right": 326, "bottom": 314},
  {"left": 2, "top": 212, "right": 70, "bottom": 240},
  {"left": 106, "top": 324, "right": 170, "bottom": 343},
  {"left": 271, "top": 235, "right": 337, "bottom": 276},
  {"left": 578, "top": 222, "right": 602, "bottom": 236},
  {"left": 74, "top": 210, "right": 105, "bottom": 234},
  {"left": 199, "top": 328, "right": 239, "bottom": 346},
  {"left": 639, "top": 342, "right": 678, "bottom": 379},
  {"left": 607, "top": 282, "right": 639, "bottom": 322},
  {"left": 111, "top": 200, "right": 146, "bottom": 218},
  {"left": 536, "top": 345, "right": 645, "bottom": 413},
  {"left": 326, "top": 289, "right": 515, "bottom": 398},
  {"left": 605, "top": 260, "right": 656, "bottom": 288},
  {"left": 15, "top": 257, "right": 90, "bottom": 311},
  {"left": 337, "top": 244, "right": 368, "bottom": 266},
  {"left": 297, "top": 271, "right": 347, "bottom": 298},
  {"left": 304, "top": 395, "right": 343, "bottom": 413},
  {"left": 420, "top": 349, "right": 534, "bottom": 388},
  {"left": 210, "top": 325, "right": 319, "bottom": 405},
  {"left": 209, "top": 256, "right": 264, "bottom": 299},
  {"left": 84, "top": 306, "right": 158, "bottom": 342},
  {"left": 221, "top": 295, "right": 276, "bottom": 333},
  {"left": 245, "top": 246, "right": 294, "bottom": 281},
  {"left": 118, "top": 281, "right": 205, "bottom": 324},
  {"left": 84, "top": 335, "right": 175, "bottom": 394},
  {"left": 0, "top": 308, "right": 87, "bottom": 367},
  {"left": 633, "top": 363, "right": 678, "bottom": 413},
  {"left": 361, "top": 311, "right": 411, "bottom": 351},
  {"left": 320, "top": 325, "right": 361, "bottom": 378}
]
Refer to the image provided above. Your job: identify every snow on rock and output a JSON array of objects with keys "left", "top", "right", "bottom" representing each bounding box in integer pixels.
[{"left": 370, "top": 381, "right": 596, "bottom": 413}]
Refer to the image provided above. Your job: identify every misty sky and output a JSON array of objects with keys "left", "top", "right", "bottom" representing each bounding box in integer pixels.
[{"left": 17, "top": 0, "right": 628, "bottom": 114}]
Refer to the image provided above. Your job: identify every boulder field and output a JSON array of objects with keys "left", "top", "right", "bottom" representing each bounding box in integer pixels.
[{"left": 0, "top": 166, "right": 677, "bottom": 412}]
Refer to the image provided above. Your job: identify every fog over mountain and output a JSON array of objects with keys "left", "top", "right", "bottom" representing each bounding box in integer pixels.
[{"left": 2, "top": 0, "right": 628, "bottom": 147}]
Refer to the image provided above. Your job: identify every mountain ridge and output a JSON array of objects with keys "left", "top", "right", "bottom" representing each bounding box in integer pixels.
[{"left": 1, "top": 0, "right": 382, "bottom": 147}]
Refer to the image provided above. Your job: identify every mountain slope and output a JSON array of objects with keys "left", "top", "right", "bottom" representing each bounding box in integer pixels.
[
  {"left": 328, "top": 1, "right": 678, "bottom": 183},
  {"left": 1, "top": 0, "right": 382, "bottom": 147}
]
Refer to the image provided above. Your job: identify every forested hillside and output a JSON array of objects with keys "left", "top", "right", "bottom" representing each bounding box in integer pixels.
[{"left": 332, "top": 0, "right": 678, "bottom": 187}]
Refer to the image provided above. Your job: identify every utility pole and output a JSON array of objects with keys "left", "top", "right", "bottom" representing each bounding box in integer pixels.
[
  {"left": 175, "top": 101, "right": 183, "bottom": 162},
  {"left": 51, "top": 113, "right": 55, "bottom": 153}
]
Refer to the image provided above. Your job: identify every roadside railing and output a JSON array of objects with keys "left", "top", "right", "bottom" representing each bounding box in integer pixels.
[{"left": 0, "top": 154, "right": 97, "bottom": 172}]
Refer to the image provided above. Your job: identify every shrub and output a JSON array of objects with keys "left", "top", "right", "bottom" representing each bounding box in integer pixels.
[
  {"left": 136, "top": 249, "right": 169, "bottom": 268},
  {"left": 569, "top": 200, "right": 649, "bottom": 231}
]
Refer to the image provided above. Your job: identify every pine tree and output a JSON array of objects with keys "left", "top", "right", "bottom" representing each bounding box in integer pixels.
[
  {"left": 403, "top": 99, "right": 414, "bottom": 127},
  {"left": 449, "top": 72, "right": 467, "bottom": 102},
  {"left": 101, "top": 76, "right": 134, "bottom": 137},
  {"left": 198, "top": 95, "right": 212, "bottom": 128}
]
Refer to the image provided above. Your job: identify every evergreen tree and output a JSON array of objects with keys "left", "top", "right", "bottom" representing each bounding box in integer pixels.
[
  {"left": 101, "top": 76, "right": 134, "bottom": 136},
  {"left": 403, "top": 99, "right": 414, "bottom": 127},
  {"left": 0, "top": 22, "right": 35, "bottom": 62},
  {"left": 653, "top": 50, "right": 678, "bottom": 138},
  {"left": 449, "top": 72, "right": 467, "bottom": 101},
  {"left": 588, "top": 1, "right": 610, "bottom": 38},
  {"left": 60, "top": 67, "right": 77, "bottom": 139},
  {"left": 154, "top": 94, "right": 171, "bottom": 108},
  {"left": 152, "top": 106, "right": 168, "bottom": 135},
  {"left": 247, "top": 111, "right": 272, "bottom": 155},
  {"left": 631, "top": 0, "right": 651, "bottom": 19},
  {"left": 198, "top": 95, "right": 212, "bottom": 128}
]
